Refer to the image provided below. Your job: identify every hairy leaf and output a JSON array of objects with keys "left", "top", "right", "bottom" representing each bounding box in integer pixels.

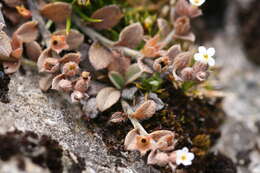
[
  {"left": 132, "top": 100, "right": 156, "bottom": 120},
  {"left": 125, "top": 63, "right": 142, "bottom": 84},
  {"left": 91, "top": 5, "right": 123, "bottom": 30},
  {"left": 114, "top": 23, "right": 144, "bottom": 49},
  {"left": 108, "top": 71, "right": 125, "bottom": 90},
  {"left": 96, "top": 87, "right": 120, "bottom": 112},
  {"left": 15, "top": 21, "right": 39, "bottom": 43},
  {"left": 89, "top": 42, "right": 112, "bottom": 70},
  {"left": 40, "top": 2, "right": 72, "bottom": 23}
]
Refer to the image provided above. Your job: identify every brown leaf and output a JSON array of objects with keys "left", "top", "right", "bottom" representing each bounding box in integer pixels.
[
  {"left": 167, "top": 44, "right": 181, "bottom": 61},
  {"left": 147, "top": 150, "right": 169, "bottom": 166},
  {"left": 109, "top": 112, "right": 128, "bottom": 124},
  {"left": 51, "top": 74, "right": 72, "bottom": 92},
  {"left": 40, "top": 2, "right": 72, "bottom": 23},
  {"left": 59, "top": 52, "right": 81, "bottom": 64},
  {"left": 96, "top": 87, "right": 120, "bottom": 112},
  {"left": 39, "top": 74, "right": 55, "bottom": 91},
  {"left": 150, "top": 130, "right": 175, "bottom": 151},
  {"left": 54, "top": 29, "right": 84, "bottom": 50},
  {"left": 108, "top": 50, "right": 131, "bottom": 74},
  {"left": 0, "top": 31, "right": 12, "bottom": 61},
  {"left": 10, "top": 34, "right": 23, "bottom": 60},
  {"left": 88, "top": 42, "right": 113, "bottom": 70},
  {"left": 175, "top": 0, "right": 202, "bottom": 19},
  {"left": 114, "top": 23, "right": 144, "bottom": 49},
  {"left": 91, "top": 5, "right": 123, "bottom": 30},
  {"left": 131, "top": 100, "right": 156, "bottom": 120},
  {"left": 25, "top": 41, "right": 42, "bottom": 61},
  {"left": 137, "top": 58, "right": 153, "bottom": 73},
  {"left": 3, "top": 59, "right": 21, "bottom": 74},
  {"left": 173, "top": 32, "right": 195, "bottom": 42},
  {"left": 141, "top": 35, "right": 162, "bottom": 58},
  {"left": 37, "top": 48, "right": 59, "bottom": 72},
  {"left": 14, "top": 21, "right": 39, "bottom": 43},
  {"left": 157, "top": 18, "right": 171, "bottom": 38}
]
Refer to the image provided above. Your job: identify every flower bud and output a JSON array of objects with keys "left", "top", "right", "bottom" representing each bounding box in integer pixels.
[
  {"left": 172, "top": 52, "right": 193, "bottom": 81},
  {"left": 141, "top": 35, "right": 162, "bottom": 58},
  {"left": 50, "top": 35, "right": 69, "bottom": 54},
  {"left": 81, "top": 71, "right": 90, "bottom": 79},
  {"left": 180, "top": 67, "right": 194, "bottom": 81},
  {"left": 192, "top": 61, "right": 208, "bottom": 73},
  {"left": 42, "top": 58, "right": 59, "bottom": 73},
  {"left": 174, "top": 16, "right": 191, "bottom": 35},
  {"left": 153, "top": 56, "right": 170, "bottom": 72},
  {"left": 173, "top": 52, "right": 192, "bottom": 71},
  {"left": 58, "top": 79, "right": 72, "bottom": 92},
  {"left": 194, "top": 71, "right": 209, "bottom": 82},
  {"left": 62, "top": 62, "right": 79, "bottom": 76}
]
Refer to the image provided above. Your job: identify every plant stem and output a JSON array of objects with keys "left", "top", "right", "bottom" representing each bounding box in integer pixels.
[
  {"left": 73, "top": 16, "right": 114, "bottom": 48},
  {"left": 22, "top": 58, "right": 37, "bottom": 68},
  {"left": 121, "top": 100, "right": 148, "bottom": 136},
  {"left": 73, "top": 16, "right": 144, "bottom": 58},
  {"left": 73, "top": 15, "right": 175, "bottom": 60}
]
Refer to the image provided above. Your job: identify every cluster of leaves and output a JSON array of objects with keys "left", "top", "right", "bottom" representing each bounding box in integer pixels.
[{"left": 0, "top": 0, "right": 219, "bottom": 172}]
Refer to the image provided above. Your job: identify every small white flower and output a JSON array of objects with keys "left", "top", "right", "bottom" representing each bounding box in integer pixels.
[
  {"left": 189, "top": 0, "right": 206, "bottom": 6},
  {"left": 194, "top": 46, "right": 216, "bottom": 66},
  {"left": 176, "top": 147, "right": 195, "bottom": 166}
]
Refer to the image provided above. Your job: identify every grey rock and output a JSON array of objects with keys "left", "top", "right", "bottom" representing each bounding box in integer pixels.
[{"left": 0, "top": 72, "right": 151, "bottom": 172}]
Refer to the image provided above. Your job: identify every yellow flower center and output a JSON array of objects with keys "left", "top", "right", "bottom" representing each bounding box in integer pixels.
[
  {"left": 181, "top": 155, "right": 187, "bottom": 161},
  {"left": 69, "top": 64, "right": 76, "bottom": 70},
  {"left": 194, "top": 0, "right": 200, "bottom": 4},
  {"left": 203, "top": 54, "right": 209, "bottom": 59}
]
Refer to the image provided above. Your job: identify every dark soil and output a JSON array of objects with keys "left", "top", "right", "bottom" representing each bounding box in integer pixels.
[
  {"left": 192, "top": 152, "right": 237, "bottom": 173},
  {"left": 238, "top": 0, "right": 260, "bottom": 65},
  {"left": 83, "top": 81, "right": 235, "bottom": 173},
  {"left": 0, "top": 65, "right": 10, "bottom": 103},
  {"left": 0, "top": 130, "right": 86, "bottom": 173},
  {"left": 0, "top": 130, "right": 63, "bottom": 172}
]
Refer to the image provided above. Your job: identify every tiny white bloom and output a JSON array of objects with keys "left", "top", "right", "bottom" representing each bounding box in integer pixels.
[
  {"left": 194, "top": 46, "right": 216, "bottom": 66},
  {"left": 176, "top": 147, "right": 195, "bottom": 166},
  {"left": 189, "top": 0, "right": 206, "bottom": 6}
]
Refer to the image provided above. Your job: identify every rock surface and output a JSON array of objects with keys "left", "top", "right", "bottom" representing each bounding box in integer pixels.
[
  {"left": 0, "top": 71, "right": 158, "bottom": 172},
  {"left": 211, "top": 1, "right": 260, "bottom": 173}
]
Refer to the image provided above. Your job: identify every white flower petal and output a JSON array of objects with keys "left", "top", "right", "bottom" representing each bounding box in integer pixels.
[
  {"left": 187, "top": 153, "right": 195, "bottom": 160},
  {"left": 183, "top": 161, "right": 192, "bottom": 166},
  {"left": 198, "top": 46, "right": 207, "bottom": 54},
  {"left": 207, "top": 47, "right": 215, "bottom": 57},
  {"left": 194, "top": 53, "right": 203, "bottom": 61},
  {"left": 182, "top": 147, "right": 189, "bottom": 153},
  {"left": 208, "top": 57, "right": 215, "bottom": 66},
  {"left": 189, "top": 0, "right": 206, "bottom": 6}
]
